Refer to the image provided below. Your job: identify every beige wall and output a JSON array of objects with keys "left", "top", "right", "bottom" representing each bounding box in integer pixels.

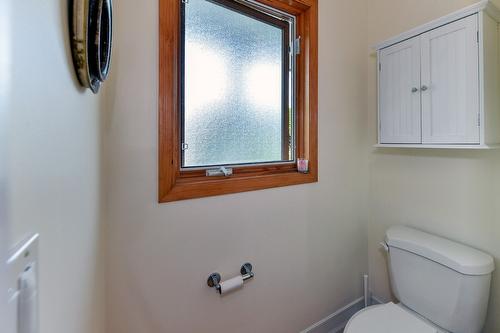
[
  {"left": 366, "top": 1, "right": 500, "bottom": 332},
  {"left": 6, "top": 1, "right": 500, "bottom": 333},
  {"left": 2, "top": 1, "right": 106, "bottom": 333},
  {"left": 103, "top": 0, "right": 369, "bottom": 332}
]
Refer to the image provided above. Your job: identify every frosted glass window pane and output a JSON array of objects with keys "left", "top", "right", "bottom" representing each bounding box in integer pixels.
[{"left": 182, "top": 0, "right": 292, "bottom": 168}]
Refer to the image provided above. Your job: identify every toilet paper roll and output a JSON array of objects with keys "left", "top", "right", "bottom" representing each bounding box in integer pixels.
[
  {"left": 219, "top": 276, "right": 244, "bottom": 295},
  {"left": 18, "top": 264, "right": 38, "bottom": 333}
]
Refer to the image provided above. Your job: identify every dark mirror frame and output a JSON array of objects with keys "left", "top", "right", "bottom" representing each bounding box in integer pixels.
[{"left": 70, "top": 0, "right": 113, "bottom": 93}]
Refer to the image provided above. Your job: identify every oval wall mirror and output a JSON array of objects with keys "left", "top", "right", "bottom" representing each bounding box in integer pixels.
[{"left": 71, "top": 0, "right": 113, "bottom": 93}]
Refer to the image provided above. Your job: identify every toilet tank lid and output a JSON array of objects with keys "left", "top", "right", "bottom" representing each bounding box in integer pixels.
[{"left": 385, "top": 226, "right": 494, "bottom": 275}]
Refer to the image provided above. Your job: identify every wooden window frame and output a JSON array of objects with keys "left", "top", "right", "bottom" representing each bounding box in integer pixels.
[{"left": 159, "top": 0, "right": 318, "bottom": 202}]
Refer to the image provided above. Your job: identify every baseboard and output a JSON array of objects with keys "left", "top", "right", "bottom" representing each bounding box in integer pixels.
[
  {"left": 300, "top": 295, "right": 383, "bottom": 333},
  {"left": 300, "top": 297, "right": 364, "bottom": 333},
  {"left": 370, "top": 295, "right": 384, "bottom": 305}
]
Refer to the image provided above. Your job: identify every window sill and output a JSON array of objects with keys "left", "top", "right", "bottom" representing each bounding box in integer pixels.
[{"left": 159, "top": 169, "right": 317, "bottom": 202}]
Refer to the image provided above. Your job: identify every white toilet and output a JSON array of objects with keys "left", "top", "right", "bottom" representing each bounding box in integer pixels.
[{"left": 345, "top": 226, "right": 495, "bottom": 333}]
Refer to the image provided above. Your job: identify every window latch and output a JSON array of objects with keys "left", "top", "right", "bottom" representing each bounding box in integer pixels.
[{"left": 206, "top": 166, "right": 233, "bottom": 177}]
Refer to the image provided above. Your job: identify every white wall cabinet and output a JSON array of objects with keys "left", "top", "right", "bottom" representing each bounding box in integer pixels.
[
  {"left": 420, "top": 15, "right": 480, "bottom": 144},
  {"left": 376, "top": 0, "right": 500, "bottom": 149},
  {"left": 379, "top": 37, "right": 421, "bottom": 144}
]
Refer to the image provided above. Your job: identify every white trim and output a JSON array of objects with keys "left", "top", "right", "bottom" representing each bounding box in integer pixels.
[
  {"left": 479, "top": 11, "right": 486, "bottom": 146},
  {"left": 373, "top": 0, "right": 499, "bottom": 50},
  {"left": 301, "top": 295, "right": 387, "bottom": 333},
  {"left": 370, "top": 295, "right": 385, "bottom": 305},
  {"left": 374, "top": 144, "right": 500, "bottom": 149},
  {"left": 301, "top": 297, "right": 365, "bottom": 333}
]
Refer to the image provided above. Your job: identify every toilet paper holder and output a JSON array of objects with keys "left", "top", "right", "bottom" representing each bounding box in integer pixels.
[{"left": 207, "top": 263, "right": 254, "bottom": 294}]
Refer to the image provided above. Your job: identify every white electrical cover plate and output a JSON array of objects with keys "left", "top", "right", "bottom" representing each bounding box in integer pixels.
[{"left": 7, "top": 234, "right": 39, "bottom": 333}]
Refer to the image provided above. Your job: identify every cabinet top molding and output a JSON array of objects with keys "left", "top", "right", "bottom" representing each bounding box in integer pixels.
[{"left": 374, "top": 0, "right": 500, "bottom": 50}]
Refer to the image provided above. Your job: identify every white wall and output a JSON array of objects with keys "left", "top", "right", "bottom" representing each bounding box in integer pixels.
[
  {"left": 0, "top": 1, "right": 11, "bottom": 330},
  {"left": 366, "top": 1, "right": 500, "bottom": 332},
  {"left": 103, "top": 0, "right": 369, "bottom": 332},
  {"left": 2, "top": 1, "right": 106, "bottom": 333}
]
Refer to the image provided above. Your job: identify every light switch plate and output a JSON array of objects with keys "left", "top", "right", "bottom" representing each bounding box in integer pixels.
[{"left": 7, "top": 234, "right": 39, "bottom": 333}]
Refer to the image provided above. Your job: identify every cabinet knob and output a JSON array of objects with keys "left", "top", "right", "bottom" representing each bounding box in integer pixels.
[
  {"left": 421, "top": 85, "right": 428, "bottom": 91},
  {"left": 411, "top": 87, "right": 419, "bottom": 93}
]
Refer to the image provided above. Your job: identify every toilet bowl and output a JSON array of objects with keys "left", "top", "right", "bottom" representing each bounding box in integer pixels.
[{"left": 344, "top": 302, "right": 445, "bottom": 333}]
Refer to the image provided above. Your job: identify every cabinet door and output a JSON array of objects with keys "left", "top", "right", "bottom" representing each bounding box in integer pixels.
[
  {"left": 421, "top": 15, "right": 480, "bottom": 144},
  {"left": 379, "top": 37, "right": 422, "bottom": 143}
]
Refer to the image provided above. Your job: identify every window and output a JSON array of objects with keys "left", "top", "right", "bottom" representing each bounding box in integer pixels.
[
  {"left": 182, "top": 0, "right": 294, "bottom": 168},
  {"left": 159, "top": 0, "right": 317, "bottom": 202}
]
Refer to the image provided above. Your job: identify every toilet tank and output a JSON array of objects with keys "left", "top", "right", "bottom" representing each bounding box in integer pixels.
[{"left": 385, "top": 226, "right": 494, "bottom": 333}]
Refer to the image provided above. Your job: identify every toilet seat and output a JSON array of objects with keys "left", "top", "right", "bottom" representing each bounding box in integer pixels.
[{"left": 344, "top": 302, "right": 441, "bottom": 333}]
